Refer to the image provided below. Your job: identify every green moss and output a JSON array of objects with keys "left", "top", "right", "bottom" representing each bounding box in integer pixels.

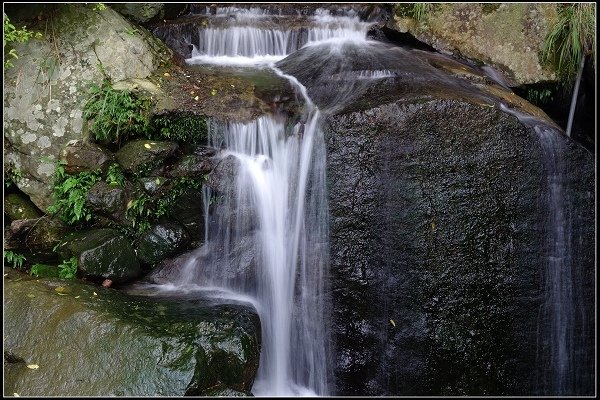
[{"left": 481, "top": 3, "right": 500, "bottom": 14}]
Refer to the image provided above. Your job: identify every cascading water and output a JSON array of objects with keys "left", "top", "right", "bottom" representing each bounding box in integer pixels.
[
  {"left": 163, "top": 6, "right": 375, "bottom": 396},
  {"left": 499, "top": 105, "right": 586, "bottom": 395}
]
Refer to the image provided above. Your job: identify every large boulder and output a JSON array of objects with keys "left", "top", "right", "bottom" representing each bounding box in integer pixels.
[
  {"left": 275, "top": 34, "right": 594, "bottom": 396},
  {"left": 3, "top": 4, "right": 172, "bottom": 212},
  {"left": 388, "top": 3, "right": 558, "bottom": 85},
  {"left": 115, "top": 139, "right": 178, "bottom": 174},
  {"left": 3, "top": 267, "right": 261, "bottom": 396},
  {"left": 325, "top": 99, "right": 594, "bottom": 395}
]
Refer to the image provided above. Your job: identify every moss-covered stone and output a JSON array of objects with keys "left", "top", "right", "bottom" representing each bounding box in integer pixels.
[
  {"left": 55, "top": 228, "right": 142, "bottom": 283},
  {"left": 389, "top": 3, "right": 559, "bottom": 85},
  {"left": 116, "top": 139, "right": 178, "bottom": 174},
  {"left": 4, "top": 193, "right": 43, "bottom": 220},
  {"left": 3, "top": 267, "right": 261, "bottom": 396}
]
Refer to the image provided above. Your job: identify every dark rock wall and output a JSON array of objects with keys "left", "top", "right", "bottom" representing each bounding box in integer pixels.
[{"left": 326, "top": 99, "right": 594, "bottom": 395}]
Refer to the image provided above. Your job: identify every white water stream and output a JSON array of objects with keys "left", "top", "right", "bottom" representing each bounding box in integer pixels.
[{"left": 174, "top": 8, "right": 373, "bottom": 396}]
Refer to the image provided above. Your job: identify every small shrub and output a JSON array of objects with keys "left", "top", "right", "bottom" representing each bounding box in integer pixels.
[
  {"left": 4, "top": 166, "right": 23, "bottom": 188},
  {"left": 106, "top": 163, "right": 126, "bottom": 186},
  {"left": 58, "top": 257, "right": 77, "bottom": 279},
  {"left": 83, "top": 81, "right": 152, "bottom": 145},
  {"left": 47, "top": 161, "right": 102, "bottom": 225},
  {"left": 151, "top": 115, "right": 208, "bottom": 145},
  {"left": 4, "top": 13, "right": 42, "bottom": 69},
  {"left": 541, "top": 4, "right": 595, "bottom": 83},
  {"left": 4, "top": 250, "right": 26, "bottom": 269}
]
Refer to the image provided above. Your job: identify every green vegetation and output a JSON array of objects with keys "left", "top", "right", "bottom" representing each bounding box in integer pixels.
[
  {"left": 47, "top": 161, "right": 102, "bottom": 225},
  {"left": 4, "top": 251, "right": 26, "bottom": 269},
  {"left": 526, "top": 87, "right": 554, "bottom": 105},
  {"left": 106, "top": 163, "right": 126, "bottom": 186},
  {"left": 83, "top": 80, "right": 152, "bottom": 145},
  {"left": 151, "top": 114, "right": 209, "bottom": 145},
  {"left": 30, "top": 263, "right": 59, "bottom": 278},
  {"left": 58, "top": 257, "right": 78, "bottom": 279},
  {"left": 4, "top": 165, "right": 23, "bottom": 188},
  {"left": 3, "top": 13, "right": 42, "bottom": 69},
  {"left": 395, "top": 3, "right": 432, "bottom": 24},
  {"left": 126, "top": 177, "right": 203, "bottom": 234},
  {"left": 93, "top": 3, "right": 107, "bottom": 12},
  {"left": 541, "top": 3, "right": 595, "bottom": 83}
]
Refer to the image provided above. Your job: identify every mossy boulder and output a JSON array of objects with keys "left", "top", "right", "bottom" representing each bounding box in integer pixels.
[
  {"left": 55, "top": 228, "right": 142, "bottom": 283},
  {"left": 3, "top": 267, "right": 261, "bottom": 396},
  {"left": 136, "top": 222, "right": 190, "bottom": 266},
  {"left": 4, "top": 193, "right": 43, "bottom": 221},
  {"left": 111, "top": 3, "right": 165, "bottom": 24},
  {"left": 389, "top": 3, "right": 558, "bottom": 85},
  {"left": 139, "top": 176, "right": 170, "bottom": 195},
  {"left": 169, "top": 154, "right": 213, "bottom": 179},
  {"left": 166, "top": 188, "right": 206, "bottom": 245},
  {"left": 3, "top": 4, "right": 172, "bottom": 212},
  {"left": 116, "top": 139, "right": 178, "bottom": 174},
  {"left": 4, "top": 217, "right": 67, "bottom": 252}
]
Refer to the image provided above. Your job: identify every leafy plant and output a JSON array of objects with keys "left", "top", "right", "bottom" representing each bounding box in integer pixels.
[
  {"left": 4, "top": 13, "right": 42, "bottom": 68},
  {"left": 411, "top": 3, "right": 432, "bottom": 23},
  {"left": 126, "top": 193, "right": 153, "bottom": 233},
  {"left": 93, "top": 3, "right": 107, "bottom": 12},
  {"left": 526, "top": 87, "right": 554, "bottom": 105},
  {"left": 58, "top": 257, "right": 77, "bottom": 279},
  {"left": 106, "top": 163, "right": 126, "bottom": 186},
  {"left": 4, "top": 251, "right": 26, "bottom": 268},
  {"left": 151, "top": 115, "right": 209, "bottom": 145},
  {"left": 541, "top": 4, "right": 595, "bottom": 83},
  {"left": 125, "top": 177, "right": 204, "bottom": 234},
  {"left": 83, "top": 80, "right": 152, "bottom": 145},
  {"left": 47, "top": 161, "right": 102, "bottom": 224},
  {"left": 5, "top": 166, "right": 23, "bottom": 188}
]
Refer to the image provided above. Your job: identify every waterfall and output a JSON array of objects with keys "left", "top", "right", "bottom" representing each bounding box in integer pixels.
[{"left": 168, "top": 6, "right": 374, "bottom": 396}]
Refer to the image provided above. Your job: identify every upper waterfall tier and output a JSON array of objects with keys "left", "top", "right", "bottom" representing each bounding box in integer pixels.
[{"left": 152, "top": 5, "right": 377, "bottom": 65}]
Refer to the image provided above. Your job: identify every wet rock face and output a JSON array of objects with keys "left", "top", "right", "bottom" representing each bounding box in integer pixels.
[
  {"left": 3, "top": 267, "right": 261, "bottom": 396},
  {"left": 325, "top": 100, "right": 594, "bottom": 395},
  {"left": 136, "top": 222, "right": 190, "bottom": 266},
  {"left": 55, "top": 228, "right": 142, "bottom": 283}
]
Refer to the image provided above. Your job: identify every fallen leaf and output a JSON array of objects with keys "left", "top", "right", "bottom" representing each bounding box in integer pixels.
[
  {"left": 27, "top": 364, "right": 39, "bottom": 370},
  {"left": 74, "top": 296, "right": 80, "bottom": 299},
  {"left": 211, "top": 89, "right": 217, "bottom": 96},
  {"left": 389, "top": 319, "right": 396, "bottom": 327},
  {"left": 194, "top": 96, "right": 199, "bottom": 101},
  {"left": 144, "top": 143, "right": 152, "bottom": 149},
  {"left": 27, "top": 294, "right": 35, "bottom": 298},
  {"left": 93, "top": 292, "right": 98, "bottom": 296},
  {"left": 163, "top": 72, "right": 170, "bottom": 77},
  {"left": 13, "top": 393, "right": 19, "bottom": 397},
  {"left": 431, "top": 222, "right": 436, "bottom": 231}
]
